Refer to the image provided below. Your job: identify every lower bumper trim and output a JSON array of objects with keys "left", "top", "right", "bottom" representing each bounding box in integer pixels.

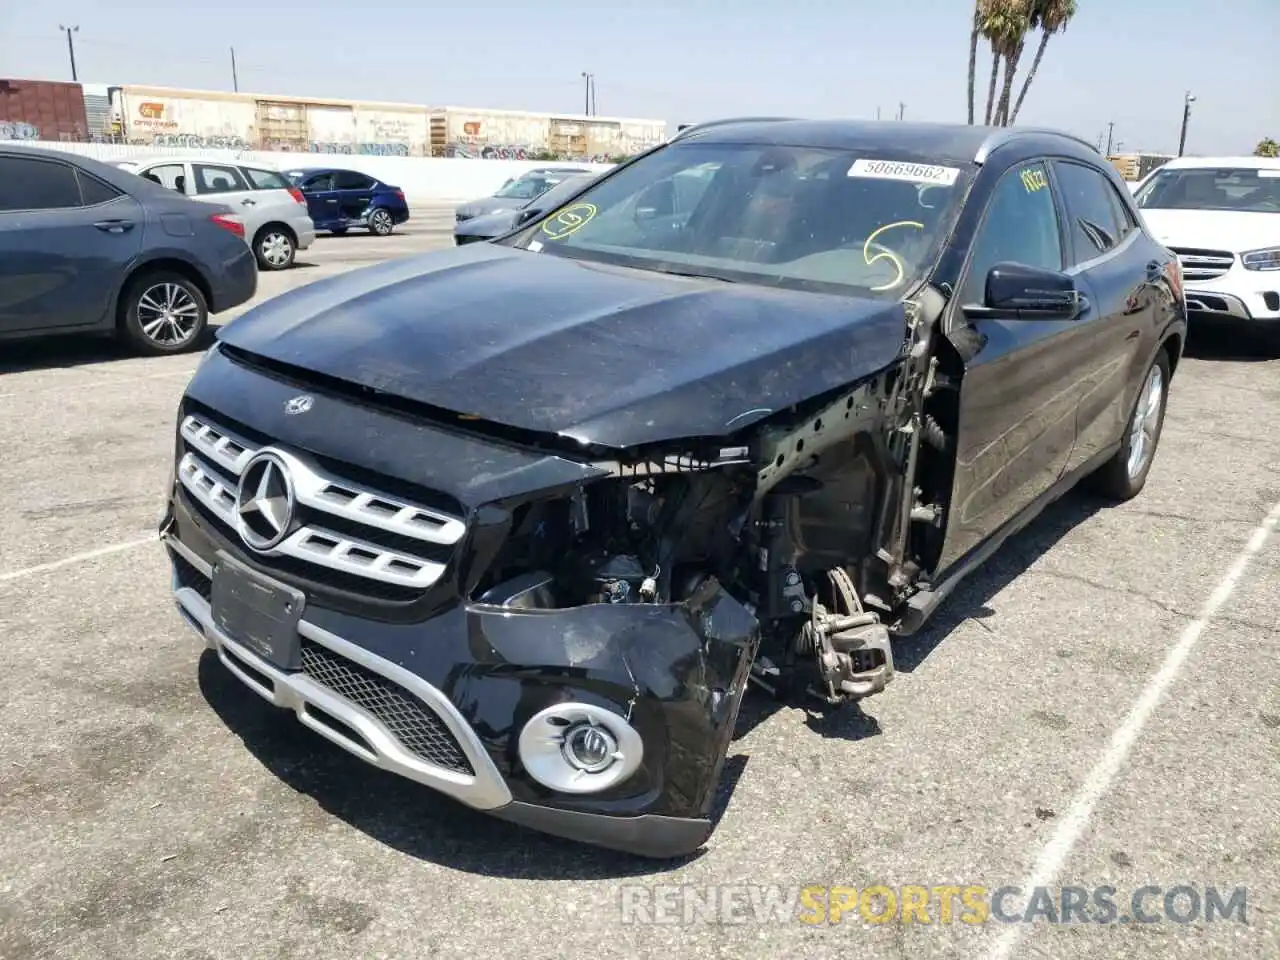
[{"left": 491, "top": 801, "right": 712, "bottom": 859}]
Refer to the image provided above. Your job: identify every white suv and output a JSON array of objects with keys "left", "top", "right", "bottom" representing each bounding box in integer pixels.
[
  {"left": 126, "top": 157, "right": 317, "bottom": 271},
  {"left": 1134, "top": 156, "right": 1280, "bottom": 345}
]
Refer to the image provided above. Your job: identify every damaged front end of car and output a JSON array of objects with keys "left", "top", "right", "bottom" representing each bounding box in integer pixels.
[{"left": 164, "top": 281, "right": 946, "bottom": 858}]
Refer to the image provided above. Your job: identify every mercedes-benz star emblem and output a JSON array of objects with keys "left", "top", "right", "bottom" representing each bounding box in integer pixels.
[
  {"left": 284, "top": 394, "right": 314, "bottom": 415},
  {"left": 235, "top": 451, "right": 295, "bottom": 552}
]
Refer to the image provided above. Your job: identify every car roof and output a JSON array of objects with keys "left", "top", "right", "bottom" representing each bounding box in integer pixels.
[
  {"left": 671, "top": 118, "right": 1099, "bottom": 168},
  {"left": 1156, "top": 155, "right": 1280, "bottom": 171}
]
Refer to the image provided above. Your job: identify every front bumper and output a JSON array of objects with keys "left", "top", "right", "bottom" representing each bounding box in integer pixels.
[
  {"left": 1183, "top": 278, "right": 1280, "bottom": 324},
  {"left": 162, "top": 523, "right": 739, "bottom": 859}
]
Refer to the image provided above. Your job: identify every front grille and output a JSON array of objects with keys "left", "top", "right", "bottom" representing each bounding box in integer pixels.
[
  {"left": 176, "top": 413, "right": 466, "bottom": 595},
  {"left": 299, "top": 639, "right": 473, "bottom": 773},
  {"left": 1169, "top": 247, "right": 1234, "bottom": 281}
]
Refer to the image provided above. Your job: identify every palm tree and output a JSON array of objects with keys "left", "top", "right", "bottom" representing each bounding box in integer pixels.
[
  {"left": 992, "top": 0, "right": 1032, "bottom": 126},
  {"left": 1009, "top": 0, "right": 1079, "bottom": 125},
  {"left": 967, "top": 2, "right": 982, "bottom": 124},
  {"left": 978, "top": 0, "right": 1029, "bottom": 126}
]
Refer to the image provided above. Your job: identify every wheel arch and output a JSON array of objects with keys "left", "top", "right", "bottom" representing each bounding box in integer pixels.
[{"left": 253, "top": 220, "right": 297, "bottom": 245}]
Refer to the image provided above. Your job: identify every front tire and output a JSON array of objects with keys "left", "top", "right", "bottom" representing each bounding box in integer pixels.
[
  {"left": 118, "top": 271, "right": 209, "bottom": 356},
  {"left": 367, "top": 207, "right": 394, "bottom": 236},
  {"left": 254, "top": 225, "right": 296, "bottom": 270},
  {"left": 1090, "top": 349, "right": 1171, "bottom": 501}
]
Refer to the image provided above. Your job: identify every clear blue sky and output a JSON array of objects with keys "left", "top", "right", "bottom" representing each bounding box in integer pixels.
[{"left": 4, "top": 0, "right": 1277, "bottom": 155}]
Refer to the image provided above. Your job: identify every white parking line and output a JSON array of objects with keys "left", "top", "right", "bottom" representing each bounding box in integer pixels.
[
  {"left": 983, "top": 497, "right": 1280, "bottom": 960},
  {"left": 0, "top": 534, "right": 159, "bottom": 584}
]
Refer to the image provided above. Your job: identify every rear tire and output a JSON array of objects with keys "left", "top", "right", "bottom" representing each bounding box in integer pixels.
[
  {"left": 117, "top": 270, "right": 209, "bottom": 356},
  {"left": 254, "top": 225, "right": 296, "bottom": 270},
  {"left": 1089, "top": 349, "right": 1171, "bottom": 501},
  {"left": 368, "top": 207, "right": 394, "bottom": 236}
]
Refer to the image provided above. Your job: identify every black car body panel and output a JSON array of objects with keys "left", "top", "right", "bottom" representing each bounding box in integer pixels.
[
  {"left": 0, "top": 144, "right": 256, "bottom": 344},
  {"left": 162, "top": 119, "right": 1186, "bottom": 859},
  {"left": 215, "top": 243, "right": 909, "bottom": 448}
]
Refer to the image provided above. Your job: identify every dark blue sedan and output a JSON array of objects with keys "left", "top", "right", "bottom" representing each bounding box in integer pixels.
[{"left": 284, "top": 168, "right": 410, "bottom": 236}]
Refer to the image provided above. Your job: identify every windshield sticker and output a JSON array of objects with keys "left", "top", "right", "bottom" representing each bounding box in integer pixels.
[
  {"left": 1258, "top": 169, "right": 1280, "bottom": 178},
  {"left": 527, "top": 240, "right": 543, "bottom": 252},
  {"left": 542, "top": 202, "right": 598, "bottom": 240},
  {"left": 1020, "top": 167, "right": 1049, "bottom": 192},
  {"left": 848, "top": 159, "right": 961, "bottom": 186},
  {"left": 863, "top": 220, "right": 923, "bottom": 292}
]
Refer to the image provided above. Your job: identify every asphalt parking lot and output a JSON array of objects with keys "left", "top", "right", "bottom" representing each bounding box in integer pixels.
[{"left": 2, "top": 201, "right": 1277, "bottom": 960}]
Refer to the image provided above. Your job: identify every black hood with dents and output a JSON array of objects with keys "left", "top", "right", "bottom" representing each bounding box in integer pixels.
[{"left": 216, "top": 242, "right": 907, "bottom": 449}]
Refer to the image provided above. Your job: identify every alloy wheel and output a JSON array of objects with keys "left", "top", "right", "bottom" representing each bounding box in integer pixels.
[
  {"left": 370, "top": 209, "right": 393, "bottom": 235},
  {"left": 1126, "top": 364, "right": 1164, "bottom": 479},
  {"left": 137, "top": 282, "right": 201, "bottom": 346}
]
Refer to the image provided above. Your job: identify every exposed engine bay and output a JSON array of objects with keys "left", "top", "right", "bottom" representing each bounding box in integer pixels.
[{"left": 467, "top": 287, "right": 965, "bottom": 711}]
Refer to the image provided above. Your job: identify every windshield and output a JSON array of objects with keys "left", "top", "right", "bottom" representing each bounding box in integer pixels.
[
  {"left": 495, "top": 176, "right": 557, "bottom": 200},
  {"left": 1135, "top": 167, "right": 1280, "bottom": 213},
  {"left": 504, "top": 141, "right": 971, "bottom": 298}
]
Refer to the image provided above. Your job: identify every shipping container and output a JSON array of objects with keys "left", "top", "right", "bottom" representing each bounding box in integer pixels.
[
  {"left": 0, "top": 78, "right": 90, "bottom": 141},
  {"left": 431, "top": 107, "right": 665, "bottom": 159}
]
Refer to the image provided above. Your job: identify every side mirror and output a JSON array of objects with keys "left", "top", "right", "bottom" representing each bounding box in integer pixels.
[{"left": 963, "top": 262, "right": 1088, "bottom": 321}]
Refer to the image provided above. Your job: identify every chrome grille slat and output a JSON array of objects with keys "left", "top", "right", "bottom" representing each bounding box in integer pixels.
[
  {"left": 176, "top": 413, "right": 464, "bottom": 592},
  {"left": 1169, "top": 247, "right": 1234, "bottom": 282}
]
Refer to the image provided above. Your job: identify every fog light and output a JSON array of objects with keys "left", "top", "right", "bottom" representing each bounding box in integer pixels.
[
  {"left": 564, "top": 723, "right": 618, "bottom": 772},
  {"left": 518, "top": 702, "right": 644, "bottom": 794}
]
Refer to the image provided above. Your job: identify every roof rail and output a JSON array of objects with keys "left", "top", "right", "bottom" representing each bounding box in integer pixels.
[
  {"left": 973, "top": 127, "right": 1099, "bottom": 164},
  {"left": 670, "top": 117, "right": 798, "bottom": 141}
]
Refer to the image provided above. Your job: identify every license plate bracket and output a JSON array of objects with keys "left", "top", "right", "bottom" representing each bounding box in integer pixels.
[{"left": 210, "top": 552, "right": 305, "bottom": 671}]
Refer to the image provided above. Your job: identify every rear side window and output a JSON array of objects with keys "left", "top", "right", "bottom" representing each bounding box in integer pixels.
[
  {"left": 1052, "top": 161, "right": 1126, "bottom": 262},
  {"left": 193, "top": 163, "right": 249, "bottom": 194},
  {"left": 77, "top": 171, "right": 122, "bottom": 206},
  {"left": 0, "top": 157, "right": 83, "bottom": 211},
  {"left": 244, "top": 167, "right": 291, "bottom": 190},
  {"left": 335, "top": 170, "right": 375, "bottom": 190},
  {"left": 301, "top": 172, "right": 335, "bottom": 191}
]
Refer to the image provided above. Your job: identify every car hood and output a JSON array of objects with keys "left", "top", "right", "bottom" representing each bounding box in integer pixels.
[
  {"left": 457, "top": 195, "right": 531, "bottom": 219},
  {"left": 216, "top": 243, "right": 907, "bottom": 449},
  {"left": 1140, "top": 209, "right": 1280, "bottom": 252},
  {"left": 454, "top": 209, "right": 521, "bottom": 237}
]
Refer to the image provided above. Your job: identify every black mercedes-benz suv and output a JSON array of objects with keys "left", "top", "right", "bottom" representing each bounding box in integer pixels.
[{"left": 161, "top": 118, "right": 1184, "bottom": 858}]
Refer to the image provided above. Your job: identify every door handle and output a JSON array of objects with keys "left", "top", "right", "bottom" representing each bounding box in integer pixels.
[
  {"left": 241, "top": 198, "right": 257, "bottom": 206},
  {"left": 326, "top": 199, "right": 339, "bottom": 204},
  {"left": 93, "top": 219, "right": 135, "bottom": 233}
]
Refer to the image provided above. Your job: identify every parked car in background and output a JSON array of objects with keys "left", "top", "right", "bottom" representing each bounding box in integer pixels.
[
  {"left": 0, "top": 144, "right": 256, "bottom": 355},
  {"left": 283, "top": 168, "right": 410, "bottom": 237},
  {"left": 454, "top": 166, "right": 593, "bottom": 222},
  {"left": 125, "top": 156, "right": 316, "bottom": 271},
  {"left": 455, "top": 173, "right": 597, "bottom": 244},
  {"left": 1134, "top": 155, "right": 1280, "bottom": 347},
  {"left": 160, "top": 119, "right": 1185, "bottom": 857}
]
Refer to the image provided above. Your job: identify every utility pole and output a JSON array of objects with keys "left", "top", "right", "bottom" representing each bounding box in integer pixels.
[
  {"left": 230, "top": 47, "right": 239, "bottom": 92},
  {"left": 1177, "top": 91, "right": 1195, "bottom": 157},
  {"left": 1104, "top": 121, "right": 1114, "bottom": 156},
  {"left": 581, "top": 72, "right": 594, "bottom": 116},
  {"left": 876, "top": 106, "right": 881, "bottom": 120},
  {"left": 898, "top": 102, "right": 905, "bottom": 121},
  {"left": 58, "top": 25, "right": 79, "bottom": 82}
]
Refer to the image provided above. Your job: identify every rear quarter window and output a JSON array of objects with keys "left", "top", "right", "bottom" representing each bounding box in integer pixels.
[{"left": 244, "top": 167, "right": 291, "bottom": 190}]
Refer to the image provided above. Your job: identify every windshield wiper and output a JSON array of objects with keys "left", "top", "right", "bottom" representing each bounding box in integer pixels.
[{"left": 655, "top": 267, "right": 737, "bottom": 283}]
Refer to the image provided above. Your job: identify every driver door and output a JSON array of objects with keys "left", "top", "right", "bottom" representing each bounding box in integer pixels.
[{"left": 933, "top": 159, "right": 1100, "bottom": 577}]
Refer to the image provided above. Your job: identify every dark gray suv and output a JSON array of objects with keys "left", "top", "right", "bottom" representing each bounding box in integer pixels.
[{"left": 0, "top": 145, "right": 257, "bottom": 356}]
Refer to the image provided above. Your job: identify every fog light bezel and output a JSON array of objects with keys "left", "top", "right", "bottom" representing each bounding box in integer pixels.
[{"left": 517, "top": 702, "right": 644, "bottom": 794}]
